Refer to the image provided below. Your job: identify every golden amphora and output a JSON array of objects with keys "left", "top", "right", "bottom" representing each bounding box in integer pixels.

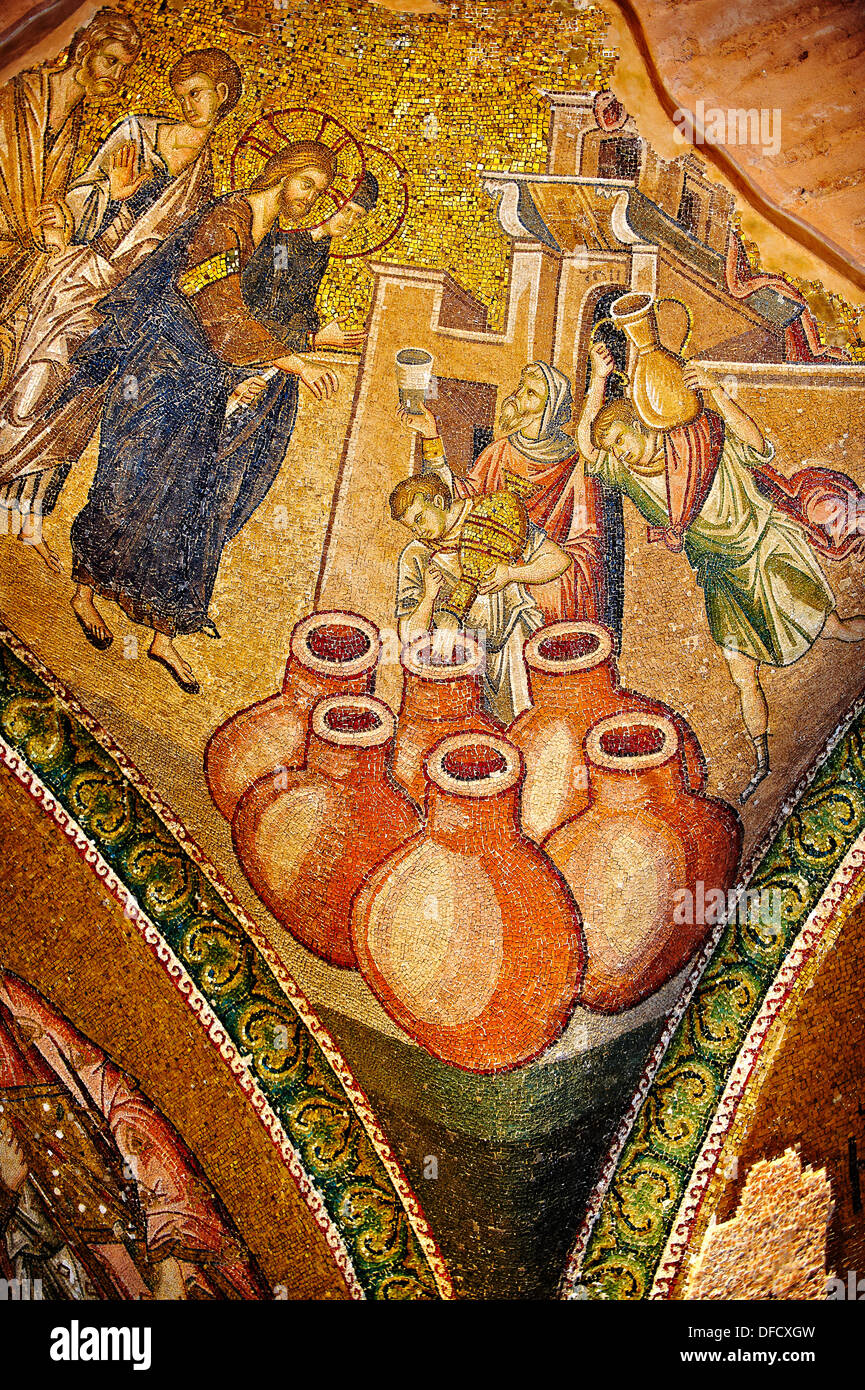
[{"left": 610, "top": 292, "right": 701, "bottom": 431}]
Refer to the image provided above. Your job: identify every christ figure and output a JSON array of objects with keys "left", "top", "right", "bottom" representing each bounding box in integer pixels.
[{"left": 63, "top": 141, "right": 348, "bottom": 692}]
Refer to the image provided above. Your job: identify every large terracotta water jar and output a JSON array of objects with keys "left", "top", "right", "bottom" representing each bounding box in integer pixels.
[
  {"left": 543, "top": 713, "right": 742, "bottom": 1013},
  {"left": 390, "top": 632, "right": 502, "bottom": 806},
  {"left": 351, "top": 733, "right": 585, "bottom": 1072},
  {"left": 232, "top": 695, "right": 421, "bottom": 968},
  {"left": 610, "top": 291, "right": 700, "bottom": 430},
  {"left": 204, "top": 611, "right": 380, "bottom": 821},
  {"left": 508, "top": 622, "right": 706, "bottom": 843}
]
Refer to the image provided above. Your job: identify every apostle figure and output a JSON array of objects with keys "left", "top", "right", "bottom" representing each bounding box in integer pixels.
[
  {"left": 581, "top": 343, "right": 865, "bottom": 803},
  {"left": 0, "top": 48, "right": 242, "bottom": 572},
  {"left": 0, "top": 8, "right": 141, "bottom": 348},
  {"left": 397, "top": 360, "right": 605, "bottom": 623},
  {"left": 60, "top": 141, "right": 365, "bottom": 693},
  {"left": 0, "top": 970, "right": 267, "bottom": 1299},
  {"left": 389, "top": 473, "right": 572, "bottom": 724}
]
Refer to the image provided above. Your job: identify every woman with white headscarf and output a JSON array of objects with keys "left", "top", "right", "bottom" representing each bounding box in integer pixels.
[{"left": 399, "top": 359, "right": 605, "bottom": 623}]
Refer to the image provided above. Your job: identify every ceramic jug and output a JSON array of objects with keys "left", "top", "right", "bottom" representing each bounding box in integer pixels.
[
  {"left": 543, "top": 712, "right": 742, "bottom": 1013},
  {"left": 610, "top": 292, "right": 700, "bottom": 430},
  {"left": 205, "top": 611, "right": 380, "bottom": 821},
  {"left": 391, "top": 631, "right": 501, "bottom": 806},
  {"left": 351, "top": 732, "right": 585, "bottom": 1072},
  {"left": 232, "top": 695, "right": 421, "bottom": 968},
  {"left": 508, "top": 621, "right": 706, "bottom": 842}
]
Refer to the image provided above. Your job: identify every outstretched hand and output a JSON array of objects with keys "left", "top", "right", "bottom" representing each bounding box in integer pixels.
[
  {"left": 299, "top": 364, "right": 339, "bottom": 400},
  {"left": 108, "top": 142, "right": 153, "bottom": 202},
  {"left": 314, "top": 316, "right": 367, "bottom": 351},
  {"left": 396, "top": 403, "right": 439, "bottom": 439},
  {"left": 34, "top": 199, "right": 72, "bottom": 251},
  {"left": 228, "top": 375, "right": 271, "bottom": 409},
  {"left": 422, "top": 567, "right": 445, "bottom": 600},
  {"left": 477, "top": 563, "right": 513, "bottom": 596}
]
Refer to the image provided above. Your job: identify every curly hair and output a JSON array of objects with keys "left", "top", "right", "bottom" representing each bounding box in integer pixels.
[
  {"left": 248, "top": 141, "right": 336, "bottom": 193},
  {"left": 169, "top": 49, "right": 243, "bottom": 122},
  {"left": 69, "top": 8, "right": 141, "bottom": 62},
  {"left": 590, "top": 396, "right": 644, "bottom": 450}
]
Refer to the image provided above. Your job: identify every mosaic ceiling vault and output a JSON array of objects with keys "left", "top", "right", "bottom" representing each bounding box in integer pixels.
[{"left": 0, "top": 0, "right": 862, "bottom": 1327}]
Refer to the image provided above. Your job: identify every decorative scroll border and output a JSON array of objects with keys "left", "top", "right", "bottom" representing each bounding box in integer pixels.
[
  {"left": 0, "top": 623, "right": 453, "bottom": 1301},
  {"left": 560, "top": 690, "right": 865, "bottom": 1299},
  {"left": 0, "top": 736, "right": 365, "bottom": 1299},
  {"left": 649, "top": 834, "right": 865, "bottom": 1298}
]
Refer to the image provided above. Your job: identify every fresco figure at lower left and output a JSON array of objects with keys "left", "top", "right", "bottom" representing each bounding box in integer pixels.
[{"left": 0, "top": 970, "right": 268, "bottom": 1299}]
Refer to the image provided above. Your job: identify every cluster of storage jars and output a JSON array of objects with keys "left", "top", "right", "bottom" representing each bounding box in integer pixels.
[{"left": 205, "top": 612, "right": 742, "bottom": 1074}]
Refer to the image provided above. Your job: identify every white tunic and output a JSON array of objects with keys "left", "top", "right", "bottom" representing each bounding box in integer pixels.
[
  {"left": 396, "top": 505, "right": 546, "bottom": 725},
  {"left": 0, "top": 115, "right": 212, "bottom": 510}
]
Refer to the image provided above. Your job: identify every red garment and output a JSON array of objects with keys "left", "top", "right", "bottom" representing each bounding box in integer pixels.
[
  {"left": 454, "top": 434, "right": 606, "bottom": 623},
  {"left": 0, "top": 971, "right": 265, "bottom": 1299},
  {"left": 752, "top": 462, "right": 865, "bottom": 562},
  {"left": 725, "top": 231, "right": 849, "bottom": 364},
  {"left": 643, "top": 406, "right": 865, "bottom": 564},
  {"left": 649, "top": 409, "right": 726, "bottom": 552}
]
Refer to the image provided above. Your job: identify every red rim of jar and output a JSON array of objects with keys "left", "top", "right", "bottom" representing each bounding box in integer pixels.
[
  {"left": 290, "top": 611, "right": 380, "bottom": 679},
  {"left": 424, "top": 732, "right": 523, "bottom": 798},
  {"left": 585, "top": 712, "right": 679, "bottom": 772},
  {"left": 311, "top": 695, "right": 395, "bottom": 748},
  {"left": 523, "top": 621, "right": 614, "bottom": 674},
  {"left": 401, "top": 630, "right": 486, "bottom": 681}
]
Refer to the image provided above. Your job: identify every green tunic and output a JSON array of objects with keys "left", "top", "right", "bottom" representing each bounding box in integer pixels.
[{"left": 588, "top": 430, "right": 835, "bottom": 666}]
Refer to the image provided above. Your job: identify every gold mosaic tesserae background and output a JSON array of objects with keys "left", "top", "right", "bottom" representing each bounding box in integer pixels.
[
  {"left": 1, "top": 0, "right": 865, "bottom": 1324},
  {"left": 80, "top": 0, "right": 617, "bottom": 330}
]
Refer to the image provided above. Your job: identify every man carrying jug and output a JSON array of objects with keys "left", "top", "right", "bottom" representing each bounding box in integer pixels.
[
  {"left": 581, "top": 342, "right": 865, "bottom": 804},
  {"left": 388, "top": 473, "right": 572, "bottom": 726}
]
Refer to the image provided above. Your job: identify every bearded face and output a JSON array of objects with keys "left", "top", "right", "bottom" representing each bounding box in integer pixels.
[
  {"left": 278, "top": 167, "right": 330, "bottom": 222},
  {"left": 498, "top": 368, "right": 548, "bottom": 436},
  {"left": 75, "top": 40, "right": 135, "bottom": 99}
]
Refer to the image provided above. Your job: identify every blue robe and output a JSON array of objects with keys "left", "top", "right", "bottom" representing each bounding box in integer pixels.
[{"left": 64, "top": 201, "right": 329, "bottom": 635}]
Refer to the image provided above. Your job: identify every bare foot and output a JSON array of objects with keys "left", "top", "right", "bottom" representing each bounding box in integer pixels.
[
  {"left": 148, "top": 635, "right": 199, "bottom": 694},
  {"left": 71, "top": 589, "right": 113, "bottom": 650},
  {"left": 19, "top": 530, "right": 62, "bottom": 574}
]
